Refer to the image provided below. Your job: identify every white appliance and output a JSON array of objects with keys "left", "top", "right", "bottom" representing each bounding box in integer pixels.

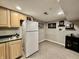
[{"left": 22, "top": 20, "right": 39, "bottom": 57}]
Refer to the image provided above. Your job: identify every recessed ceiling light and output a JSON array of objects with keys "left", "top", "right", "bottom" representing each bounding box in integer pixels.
[
  {"left": 57, "top": 0, "right": 60, "bottom": 2},
  {"left": 58, "top": 11, "right": 64, "bottom": 15},
  {"left": 16, "top": 6, "right": 22, "bottom": 10}
]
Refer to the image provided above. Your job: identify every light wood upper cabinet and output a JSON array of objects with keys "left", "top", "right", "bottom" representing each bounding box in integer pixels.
[
  {"left": 10, "top": 11, "right": 20, "bottom": 27},
  {"left": 19, "top": 13, "right": 26, "bottom": 21},
  {"left": 9, "top": 40, "right": 22, "bottom": 59},
  {"left": 0, "top": 7, "right": 10, "bottom": 27},
  {"left": 0, "top": 7, "right": 28, "bottom": 27},
  {"left": 0, "top": 43, "right": 6, "bottom": 59}
]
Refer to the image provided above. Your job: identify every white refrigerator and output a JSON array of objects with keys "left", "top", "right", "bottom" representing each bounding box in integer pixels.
[{"left": 22, "top": 20, "right": 39, "bottom": 57}]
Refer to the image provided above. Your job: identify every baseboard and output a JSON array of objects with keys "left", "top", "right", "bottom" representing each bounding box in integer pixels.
[
  {"left": 46, "top": 39, "right": 65, "bottom": 46},
  {"left": 39, "top": 39, "right": 46, "bottom": 43},
  {"left": 39, "top": 39, "right": 65, "bottom": 46}
]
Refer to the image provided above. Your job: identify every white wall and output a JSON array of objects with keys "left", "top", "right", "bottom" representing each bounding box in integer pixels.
[
  {"left": 39, "top": 23, "right": 46, "bottom": 43},
  {"left": 45, "top": 20, "right": 79, "bottom": 46},
  {"left": 39, "top": 28, "right": 45, "bottom": 42}
]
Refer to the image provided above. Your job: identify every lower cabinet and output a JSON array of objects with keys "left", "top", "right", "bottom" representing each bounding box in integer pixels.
[
  {"left": 0, "top": 40, "right": 22, "bottom": 59},
  {"left": 0, "top": 43, "right": 6, "bottom": 59},
  {"left": 9, "top": 40, "right": 22, "bottom": 59}
]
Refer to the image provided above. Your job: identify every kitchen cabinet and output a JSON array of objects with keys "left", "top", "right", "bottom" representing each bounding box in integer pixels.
[
  {"left": 5, "top": 43, "right": 9, "bottom": 59},
  {"left": 0, "top": 39, "right": 22, "bottom": 59},
  {"left": 0, "top": 7, "right": 28, "bottom": 28},
  {"left": 0, "top": 7, "right": 10, "bottom": 27},
  {"left": 10, "top": 11, "right": 20, "bottom": 27},
  {"left": 8, "top": 40, "right": 22, "bottom": 59},
  {"left": 0, "top": 7, "right": 19, "bottom": 27},
  {"left": 0, "top": 43, "right": 6, "bottom": 59}
]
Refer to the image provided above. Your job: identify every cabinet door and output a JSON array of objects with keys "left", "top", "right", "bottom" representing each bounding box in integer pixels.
[
  {"left": 19, "top": 14, "right": 26, "bottom": 20},
  {"left": 5, "top": 43, "right": 10, "bottom": 59},
  {"left": 9, "top": 40, "right": 22, "bottom": 59},
  {"left": 0, "top": 43, "right": 6, "bottom": 59},
  {"left": 0, "top": 7, "right": 10, "bottom": 27},
  {"left": 10, "top": 11, "right": 20, "bottom": 27}
]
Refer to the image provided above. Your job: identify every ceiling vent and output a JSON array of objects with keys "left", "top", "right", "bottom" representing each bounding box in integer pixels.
[{"left": 44, "top": 12, "right": 48, "bottom": 15}]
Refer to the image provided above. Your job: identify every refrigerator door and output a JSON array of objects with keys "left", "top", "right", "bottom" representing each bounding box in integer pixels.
[
  {"left": 24, "top": 31, "right": 39, "bottom": 57},
  {"left": 26, "top": 21, "right": 38, "bottom": 31},
  {"left": 22, "top": 20, "right": 39, "bottom": 57}
]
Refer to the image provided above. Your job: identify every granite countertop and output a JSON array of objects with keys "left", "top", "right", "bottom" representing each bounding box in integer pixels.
[{"left": 0, "top": 37, "right": 22, "bottom": 43}]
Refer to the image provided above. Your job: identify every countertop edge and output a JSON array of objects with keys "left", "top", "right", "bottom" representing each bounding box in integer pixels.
[{"left": 0, "top": 37, "right": 22, "bottom": 44}]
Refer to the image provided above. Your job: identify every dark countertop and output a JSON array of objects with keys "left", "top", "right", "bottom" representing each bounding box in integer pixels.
[{"left": 0, "top": 37, "right": 22, "bottom": 44}]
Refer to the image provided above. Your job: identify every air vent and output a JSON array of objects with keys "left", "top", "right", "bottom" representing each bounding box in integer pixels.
[{"left": 44, "top": 12, "right": 48, "bottom": 15}]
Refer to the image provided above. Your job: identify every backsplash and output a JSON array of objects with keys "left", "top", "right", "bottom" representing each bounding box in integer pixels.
[{"left": 0, "top": 28, "right": 20, "bottom": 36}]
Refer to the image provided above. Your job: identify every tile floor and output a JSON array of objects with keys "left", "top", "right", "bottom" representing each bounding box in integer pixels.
[{"left": 21, "top": 41, "right": 79, "bottom": 59}]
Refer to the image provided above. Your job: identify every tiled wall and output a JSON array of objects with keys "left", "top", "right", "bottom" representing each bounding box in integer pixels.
[{"left": 0, "top": 28, "right": 20, "bottom": 36}]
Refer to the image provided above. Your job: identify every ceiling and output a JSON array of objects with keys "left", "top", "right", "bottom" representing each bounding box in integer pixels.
[
  {"left": 0, "top": 0, "right": 65, "bottom": 22},
  {"left": 59, "top": 0, "right": 79, "bottom": 21}
]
